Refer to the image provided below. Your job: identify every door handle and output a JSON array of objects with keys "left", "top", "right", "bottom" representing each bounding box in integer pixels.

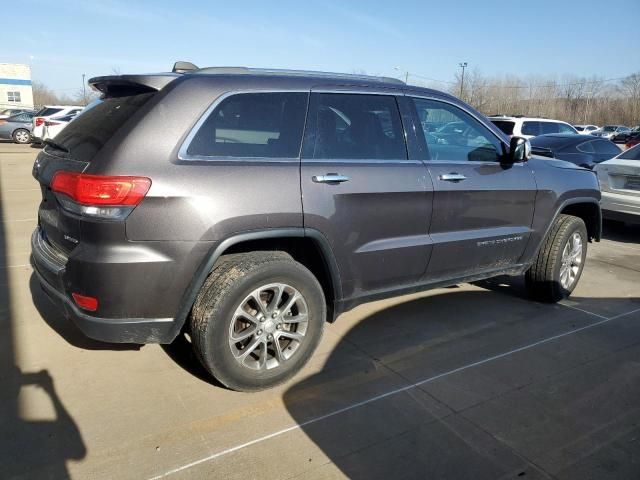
[
  {"left": 312, "top": 173, "right": 350, "bottom": 184},
  {"left": 439, "top": 173, "right": 467, "bottom": 182}
]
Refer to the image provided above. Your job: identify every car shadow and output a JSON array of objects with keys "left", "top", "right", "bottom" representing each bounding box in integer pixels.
[
  {"left": 1, "top": 187, "right": 86, "bottom": 478},
  {"left": 601, "top": 219, "right": 640, "bottom": 243},
  {"left": 161, "top": 333, "right": 226, "bottom": 388},
  {"left": 282, "top": 284, "right": 640, "bottom": 479},
  {"left": 29, "top": 273, "right": 141, "bottom": 351}
]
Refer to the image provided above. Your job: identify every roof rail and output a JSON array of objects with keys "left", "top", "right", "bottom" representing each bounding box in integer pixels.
[{"left": 189, "top": 66, "right": 405, "bottom": 85}]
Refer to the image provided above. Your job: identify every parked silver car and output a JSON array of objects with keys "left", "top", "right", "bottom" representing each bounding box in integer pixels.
[
  {"left": 591, "top": 125, "right": 630, "bottom": 140},
  {"left": 594, "top": 144, "right": 640, "bottom": 224},
  {"left": 0, "top": 112, "right": 35, "bottom": 144}
]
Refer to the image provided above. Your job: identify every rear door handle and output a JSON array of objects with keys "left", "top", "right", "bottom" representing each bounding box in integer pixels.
[
  {"left": 439, "top": 173, "right": 467, "bottom": 182},
  {"left": 312, "top": 173, "right": 350, "bottom": 184}
]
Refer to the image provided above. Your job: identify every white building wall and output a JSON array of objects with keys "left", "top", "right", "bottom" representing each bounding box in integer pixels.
[{"left": 0, "top": 64, "right": 34, "bottom": 110}]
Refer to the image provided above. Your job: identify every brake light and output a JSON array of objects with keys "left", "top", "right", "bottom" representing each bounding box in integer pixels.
[
  {"left": 35, "top": 117, "right": 44, "bottom": 127},
  {"left": 52, "top": 172, "right": 151, "bottom": 206},
  {"left": 72, "top": 292, "right": 98, "bottom": 311}
]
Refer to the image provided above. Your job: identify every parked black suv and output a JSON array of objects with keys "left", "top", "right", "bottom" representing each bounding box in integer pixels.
[{"left": 31, "top": 64, "right": 601, "bottom": 391}]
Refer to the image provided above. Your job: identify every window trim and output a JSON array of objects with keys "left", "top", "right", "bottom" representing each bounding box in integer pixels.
[
  {"left": 408, "top": 94, "right": 510, "bottom": 164},
  {"left": 178, "top": 89, "right": 310, "bottom": 163}
]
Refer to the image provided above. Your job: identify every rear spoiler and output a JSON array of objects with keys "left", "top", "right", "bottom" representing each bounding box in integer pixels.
[{"left": 88, "top": 74, "right": 179, "bottom": 96}]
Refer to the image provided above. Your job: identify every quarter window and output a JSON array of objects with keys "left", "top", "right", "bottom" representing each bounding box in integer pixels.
[
  {"left": 412, "top": 98, "right": 501, "bottom": 162},
  {"left": 303, "top": 93, "right": 406, "bottom": 160},
  {"left": 187, "top": 92, "right": 308, "bottom": 158},
  {"left": 7, "top": 91, "right": 21, "bottom": 103},
  {"left": 576, "top": 141, "right": 595, "bottom": 153},
  {"left": 592, "top": 140, "right": 622, "bottom": 156}
]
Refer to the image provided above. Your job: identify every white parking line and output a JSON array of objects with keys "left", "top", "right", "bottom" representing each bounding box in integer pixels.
[
  {"left": 1, "top": 218, "right": 37, "bottom": 223},
  {"left": 147, "top": 305, "right": 640, "bottom": 480}
]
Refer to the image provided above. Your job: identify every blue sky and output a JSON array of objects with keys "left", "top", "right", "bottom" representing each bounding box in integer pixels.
[{"left": 4, "top": 0, "right": 639, "bottom": 94}]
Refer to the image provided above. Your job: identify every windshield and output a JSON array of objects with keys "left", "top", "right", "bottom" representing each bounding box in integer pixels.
[
  {"left": 602, "top": 126, "right": 617, "bottom": 132},
  {"left": 51, "top": 92, "right": 155, "bottom": 161}
]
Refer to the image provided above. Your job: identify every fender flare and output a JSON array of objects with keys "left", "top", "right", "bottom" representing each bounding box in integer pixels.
[{"left": 166, "top": 227, "right": 342, "bottom": 341}]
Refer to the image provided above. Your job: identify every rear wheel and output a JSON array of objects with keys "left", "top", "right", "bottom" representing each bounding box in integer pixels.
[
  {"left": 525, "top": 214, "right": 588, "bottom": 302},
  {"left": 190, "top": 251, "right": 325, "bottom": 391},
  {"left": 12, "top": 129, "right": 30, "bottom": 144}
]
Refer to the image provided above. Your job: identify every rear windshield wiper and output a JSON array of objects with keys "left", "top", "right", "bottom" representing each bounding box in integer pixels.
[{"left": 43, "top": 139, "right": 70, "bottom": 154}]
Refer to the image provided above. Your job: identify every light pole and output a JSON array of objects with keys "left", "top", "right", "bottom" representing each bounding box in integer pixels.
[
  {"left": 394, "top": 66, "right": 409, "bottom": 84},
  {"left": 82, "top": 73, "right": 86, "bottom": 105},
  {"left": 458, "top": 62, "right": 468, "bottom": 98},
  {"left": 584, "top": 91, "right": 592, "bottom": 123}
]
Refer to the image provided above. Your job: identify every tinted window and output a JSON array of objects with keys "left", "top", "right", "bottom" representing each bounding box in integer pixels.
[
  {"left": 304, "top": 93, "right": 406, "bottom": 160},
  {"left": 618, "top": 144, "right": 640, "bottom": 160},
  {"left": 187, "top": 93, "right": 307, "bottom": 158},
  {"left": 558, "top": 123, "right": 576, "bottom": 134},
  {"left": 575, "top": 126, "right": 585, "bottom": 132},
  {"left": 540, "top": 122, "right": 559, "bottom": 134},
  {"left": 576, "top": 141, "right": 595, "bottom": 153},
  {"left": 521, "top": 121, "right": 540, "bottom": 136},
  {"left": 52, "top": 93, "right": 154, "bottom": 161},
  {"left": 37, "top": 107, "right": 63, "bottom": 117},
  {"left": 412, "top": 98, "right": 501, "bottom": 162},
  {"left": 490, "top": 120, "right": 515, "bottom": 135},
  {"left": 592, "top": 140, "right": 621, "bottom": 156}
]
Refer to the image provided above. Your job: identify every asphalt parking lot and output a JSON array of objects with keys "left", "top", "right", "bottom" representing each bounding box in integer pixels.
[{"left": 1, "top": 142, "right": 639, "bottom": 480}]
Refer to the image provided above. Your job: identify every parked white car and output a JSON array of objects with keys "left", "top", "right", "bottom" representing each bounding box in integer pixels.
[
  {"left": 488, "top": 116, "right": 578, "bottom": 139},
  {"left": 31, "top": 105, "right": 83, "bottom": 144},
  {"left": 573, "top": 124, "right": 599, "bottom": 135},
  {"left": 41, "top": 113, "right": 78, "bottom": 141},
  {"left": 594, "top": 144, "right": 640, "bottom": 224}
]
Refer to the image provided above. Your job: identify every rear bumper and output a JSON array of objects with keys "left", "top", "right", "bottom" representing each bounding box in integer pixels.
[
  {"left": 31, "top": 228, "right": 177, "bottom": 343},
  {"left": 601, "top": 191, "right": 640, "bottom": 224}
]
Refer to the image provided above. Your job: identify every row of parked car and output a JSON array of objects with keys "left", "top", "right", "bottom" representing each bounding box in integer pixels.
[{"left": 0, "top": 105, "right": 84, "bottom": 145}]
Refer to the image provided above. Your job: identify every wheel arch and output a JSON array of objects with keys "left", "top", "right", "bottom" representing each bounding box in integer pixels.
[
  {"left": 559, "top": 198, "right": 602, "bottom": 242},
  {"left": 167, "top": 228, "right": 342, "bottom": 342}
]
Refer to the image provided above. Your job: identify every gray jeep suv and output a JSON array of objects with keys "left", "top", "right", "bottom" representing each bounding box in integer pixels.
[{"left": 31, "top": 64, "right": 601, "bottom": 391}]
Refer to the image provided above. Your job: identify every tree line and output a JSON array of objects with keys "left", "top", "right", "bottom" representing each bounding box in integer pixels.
[{"left": 432, "top": 70, "right": 640, "bottom": 127}]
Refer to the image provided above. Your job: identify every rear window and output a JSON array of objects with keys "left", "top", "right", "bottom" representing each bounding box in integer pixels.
[
  {"left": 186, "top": 92, "right": 308, "bottom": 158},
  {"left": 52, "top": 93, "right": 155, "bottom": 161},
  {"left": 36, "top": 107, "right": 63, "bottom": 117},
  {"left": 618, "top": 145, "right": 640, "bottom": 160},
  {"left": 490, "top": 120, "right": 515, "bottom": 135}
]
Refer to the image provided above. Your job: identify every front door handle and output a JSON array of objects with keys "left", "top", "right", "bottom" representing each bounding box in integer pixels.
[
  {"left": 312, "top": 173, "right": 350, "bottom": 184},
  {"left": 439, "top": 173, "right": 467, "bottom": 182}
]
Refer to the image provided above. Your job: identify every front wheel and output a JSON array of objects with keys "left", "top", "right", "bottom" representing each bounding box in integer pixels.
[
  {"left": 526, "top": 214, "right": 588, "bottom": 302},
  {"left": 190, "top": 251, "right": 325, "bottom": 391},
  {"left": 12, "top": 129, "right": 30, "bottom": 144}
]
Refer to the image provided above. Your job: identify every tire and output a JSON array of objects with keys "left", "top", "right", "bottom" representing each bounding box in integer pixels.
[
  {"left": 190, "top": 251, "right": 326, "bottom": 391},
  {"left": 525, "top": 214, "right": 588, "bottom": 303},
  {"left": 12, "top": 129, "right": 30, "bottom": 144}
]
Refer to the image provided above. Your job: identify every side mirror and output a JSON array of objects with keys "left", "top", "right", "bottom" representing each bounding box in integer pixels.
[{"left": 506, "top": 136, "right": 531, "bottom": 164}]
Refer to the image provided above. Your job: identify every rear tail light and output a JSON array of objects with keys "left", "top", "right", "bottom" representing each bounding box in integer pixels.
[
  {"left": 35, "top": 117, "right": 44, "bottom": 127},
  {"left": 72, "top": 292, "right": 98, "bottom": 311},
  {"left": 51, "top": 172, "right": 151, "bottom": 219}
]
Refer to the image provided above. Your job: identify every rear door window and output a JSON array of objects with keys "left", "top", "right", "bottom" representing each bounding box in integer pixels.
[
  {"left": 490, "top": 120, "right": 515, "bottom": 135},
  {"left": 521, "top": 121, "right": 540, "bottom": 136},
  {"left": 187, "top": 92, "right": 308, "bottom": 159},
  {"left": 303, "top": 93, "right": 406, "bottom": 160}
]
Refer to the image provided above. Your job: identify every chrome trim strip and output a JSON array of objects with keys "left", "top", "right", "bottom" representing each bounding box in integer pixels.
[{"left": 31, "top": 228, "right": 67, "bottom": 273}]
